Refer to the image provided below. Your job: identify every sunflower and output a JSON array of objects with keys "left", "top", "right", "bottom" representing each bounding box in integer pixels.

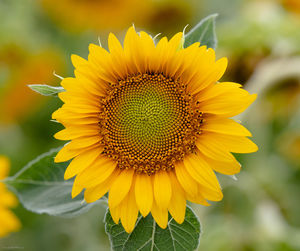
[
  {"left": 0, "top": 156, "right": 21, "bottom": 237},
  {"left": 53, "top": 27, "right": 258, "bottom": 233}
]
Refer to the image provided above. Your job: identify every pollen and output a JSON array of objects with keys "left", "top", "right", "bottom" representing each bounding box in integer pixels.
[{"left": 99, "top": 73, "right": 203, "bottom": 175}]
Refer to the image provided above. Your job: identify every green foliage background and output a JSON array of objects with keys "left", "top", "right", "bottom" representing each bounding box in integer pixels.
[{"left": 1, "top": 0, "right": 300, "bottom": 250}]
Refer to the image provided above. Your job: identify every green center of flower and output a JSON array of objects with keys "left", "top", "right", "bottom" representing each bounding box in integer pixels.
[{"left": 100, "top": 73, "right": 203, "bottom": 175}]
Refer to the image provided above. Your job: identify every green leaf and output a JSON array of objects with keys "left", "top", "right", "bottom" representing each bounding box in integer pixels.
[
  {"left": 4, "top": 148, "right": 97, "bottom": 217},
  {"left": 184, "top": 14, "right": 218, "bottom": 49},
  {"left": 105, "top": 206, "right": 201, "bottom": 251},
  {"left": 28, "top": 84, "right": 65, "bottom": 96}
]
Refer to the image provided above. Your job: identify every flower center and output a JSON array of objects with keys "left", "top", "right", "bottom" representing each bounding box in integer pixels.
[{"left": 99, "top": 73, "right": 203, "bottom": 175}]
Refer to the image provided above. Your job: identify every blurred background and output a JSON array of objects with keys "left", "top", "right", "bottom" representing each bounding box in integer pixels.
[{"left": 0, "top": 0, "right": 300, "bottom": 250}]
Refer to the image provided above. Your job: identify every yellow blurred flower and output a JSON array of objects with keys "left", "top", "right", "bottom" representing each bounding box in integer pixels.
[
  {"left": 264, "top": 78, "right": 300, "bottom": 163},
  {"left": 41, "top": 0, "right": 193, "bottom": 34},
  {"left": 0, "top": 156, "right": 21, "bottom": 238},
  {"left": 41, "top": 0, "right": 154, "bottom": 32},
  {"left": 278, "top": 133, "right": 300, "bottom": 163},
  {"left": 0, "top": 45, "right": 64, "bottom": 124},
  {"left": 265, "top": 78, "right": 300, "bottom": 120},
  {"left": 53, "top": 27, "right": 257, "bottom": 233},
  {"left": 282, "top": 0, "right": 300, "bottom": 14},
  {"left": 146, "top": 0, "right": 193, "bottom": 36}
]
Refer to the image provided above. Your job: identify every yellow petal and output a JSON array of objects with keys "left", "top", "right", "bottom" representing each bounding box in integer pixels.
[
  {"left": 54, "top": 142, "right": 93, "bottom": 163},
  {"left": 195, "top": 82, "right": 242, "bottom": 102},
  {"left": 56, "top": 115, "right": 100, "bottom": 126},
  {"left": 135, "top": 174, "right": 153, "bottom": 217},
  {"left": 54, "top": 125, "right": 100, "bottom": 141},
  {"left": 84, "top": 169, "right": 120, "bottom": 203},
  {"left": 185, "top": 191, "right": 210, "bottom": 206},
  {"left": 168, "top": 172, "right": 186, "bottom": 224},
  {"left": 159, "top": 33, "right": 182, "bottom": 73},
  {"left": 52, "top": 108, "right": 98, "bottom": 120},
  {"left": 75, "top": 69, "right": 107, "bottom": 96},
  {"left": 139, "top": 31, "right": 156, "bottom": 72},
  {"left": 108, "top": 33, "right": 128, "bottom": 78},
  {"left": 173, "top": 42, "right": 201, "bottom": 79},
  {"left": 64, "top": 147, "right": 103, "bottom": 180},
  {"left": 179, "top": 45, "right": 207, "bottom": 84},
  {"left": 174, "top": 162, "right": 198, "bottom": 197},
  {"left": 109, "top": 168, "right": 134, "bottom": 208},
  {"left": 184, "top": 153, "right": 221, "bottom": 191},
  {"left": 60, "top": 77, "right": 82, "bottom": 92},
  {"left": 0, "top": 191, "right": 18, "bottom": 207},
  {"left": 66, "top": 136, "right": 101, "bottom": 149},
  {"left": 0, "top": 156, "right": 10, "bottom": 179},
  {"left": 71, "top": 178, "right": 84, "bottom": 198},
  {"left": 151, "top": 201, "right": 168, "bottom": 229},
  {"left": 168, "top": 32, "right": 183, "bottom": 51},
  {"left": 88, "top": 44, "right": 118, "bottom": 84},
  {"left": 110, "top": 205, "right": 122, "bottom": 224},
  {"left": 165, "top": 49, "right": 185, "bottom": 79},
  {"left": 123, "top": 26, "right": 141, "bottom": 74},
  {"left": 61, "top": 77, "right": 103, "bottom": 98},
  {"left": 71, "top": 54, "right": 88, "bottom": 69},
  {"left": 54, "top": 104, "right": 98, "bottom": 119},
  {"left": 183, "top": 46, "right": 214, "bottom": 84},
  {"left": 75, "top": 158, "right": 116, "bottom": 188},
  {"left": 196, "top": 134, "right": 235, "bottom": 162},
  {"left": 108, "top": 33, "right": 123, "bottom": 54},
  {"left": 203, "top": 155, "right": 241, "bottom": 175},
  {"left": 198, "top": 184, "right": 223, "bottom": 202},
  {"left": 190, "top": 57, "right": 228, "bottom": 94},
  {"left": 120, "top": 184, "right": 139, "bottom": 233},
  {"left": 199, "top": 93, "right": 257, "bottom": 117},
  {"left": 159, "top": 32, "right": 183, "bottom": 74},
  {"left": 0, "top": 209, "right": 21, "bottom": 236},
  {"left": 202, "top": 117, "right": 252, "bottom": 137},
  {"left": 61, "top": 102, "right": 101, "bottom": 113},
  {"left": 206, "top": 132, "right": 258, "bottom": 153},
  {"left": 58, "top": 91, "right": 100, "bottom": 106},
  {"left": 150, "top": 37, "right": 168, "bottom": 73},
  {"left": 154, "top": 171, "right": 172, "bottom": 209}
]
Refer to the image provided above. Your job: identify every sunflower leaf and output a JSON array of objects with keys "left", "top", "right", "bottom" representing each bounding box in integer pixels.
[
  {"left": 4, "top": 148, "right": 97, "bottom": 217},
  {"left": 28, "top": 84, "right": 65, "bottom": 96},
  {"left": 105, "top": 206, "right": 201, "bottom": 251},
  {"left": 184, "top": 14, "right": 218, "bottom": 49}
]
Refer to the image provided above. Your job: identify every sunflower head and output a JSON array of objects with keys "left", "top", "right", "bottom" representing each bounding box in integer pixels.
[
  {"left": 53, "top": 27, "right": 257, "bottom": 233},
  {"left": 0, "top": 156, "right": 21, "bottom": 237}
]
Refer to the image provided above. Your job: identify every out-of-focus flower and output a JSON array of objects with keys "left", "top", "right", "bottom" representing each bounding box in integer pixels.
[
  {"left": 0, "top": 156, "right": 21, "bottom": 238},
  {"left": 40, "top": 0, "right": 193, "bottom": 34},
  {"left": 0, "top": 45, "right": 64, "bottom": 124},
  {"left": 265, "top": 78, "right": 300, "bottom": 120},
  {"left": 146, "top": 0, "right": 193, "bottom": 36},
  {"left": 265, "top": 78, "right": 300, "bottom": 163},
  {"left": 282, "top": 0, "right": 300, "bottom": 14},
  {"left": 278, "top": 132, "right": 300, "bottom": 163},
  {"left": 52, "top": 27, "right": 257, "bottom": 233},
  {"left": 41, "top": 0, "right": 154, "bottom": 32}
]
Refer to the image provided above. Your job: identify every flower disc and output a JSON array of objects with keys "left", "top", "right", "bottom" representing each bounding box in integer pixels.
[{"left": 101, "top": 73, "right": 200, "bottom": 174}]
